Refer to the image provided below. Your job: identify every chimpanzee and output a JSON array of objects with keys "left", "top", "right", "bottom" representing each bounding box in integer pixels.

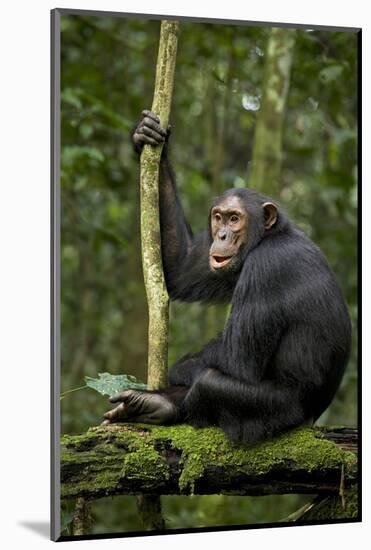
[{"left": 102, "top": 110, "right": 352, "bottom": 444}]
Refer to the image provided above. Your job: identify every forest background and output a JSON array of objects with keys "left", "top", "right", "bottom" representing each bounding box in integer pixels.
[{"left": 60, "top": 14, "right": 358, "bottom": 534}]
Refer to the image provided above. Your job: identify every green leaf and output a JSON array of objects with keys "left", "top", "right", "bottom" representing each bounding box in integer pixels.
[
  {"left": 61, "top": 87, "right": 82, "bottom": 109},
  {"left": 62, "top": 86, "right": 132, "bottom": 130},
  {"left": 79, "top": 123, "right": 94, "bottom": 139},
  {"left": 62, "top": 145, "right": 105, "bottom": 166},
  {"left": 85, "top": 372, "right": 147, "bottom": 396}
]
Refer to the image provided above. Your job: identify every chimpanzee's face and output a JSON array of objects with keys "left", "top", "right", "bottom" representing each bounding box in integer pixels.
[{"left": 209, "top": 196, "right": 248, "bottom": 272}]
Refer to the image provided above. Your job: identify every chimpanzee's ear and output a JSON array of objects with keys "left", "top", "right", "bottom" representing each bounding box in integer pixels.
[{"left": 262, "top": 202, "right": 278, "bottom": 230}]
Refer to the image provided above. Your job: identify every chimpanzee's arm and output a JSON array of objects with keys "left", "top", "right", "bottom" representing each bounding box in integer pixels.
[
  {"left": 168, "top": 337, "right": 221, "bottom": 386},
  {"left": 159, "top": 156, "right": 192, "bottom": 261},
  {"left": 132, "top": 110, "right": 218, "bottom": 302}
]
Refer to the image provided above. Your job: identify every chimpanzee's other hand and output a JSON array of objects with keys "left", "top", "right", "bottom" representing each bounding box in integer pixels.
[
  {"left": 101, "top": 389, "right": 177, "bottom": 425},
  {"left": 132, "top": 110, "right": 169, "bottom": 154}
]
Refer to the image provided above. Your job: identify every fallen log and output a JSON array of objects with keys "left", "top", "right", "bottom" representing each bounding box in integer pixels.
[{"left": 61, "top": 424, "right": 357, "bottom": 501}]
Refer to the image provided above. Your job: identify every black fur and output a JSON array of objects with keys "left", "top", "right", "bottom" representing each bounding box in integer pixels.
[
  {"left": 160, "top": 151, "right": 351, "bottom": 443},
  {"left": 123, "top": 116, "right": 352, "bottom": 445}
]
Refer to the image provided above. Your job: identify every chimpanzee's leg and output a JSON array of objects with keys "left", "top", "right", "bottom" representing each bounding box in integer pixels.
[{"left": 181, "top": 368, "right": 306, "bottom": 443}]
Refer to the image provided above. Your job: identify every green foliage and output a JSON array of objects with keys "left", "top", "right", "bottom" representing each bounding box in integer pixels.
[
  {"left": 85, "top": 372, "right": 147, "bottom": 396},
  {"left": 89, "top": 493, "right": 311, "bottom": 533}
]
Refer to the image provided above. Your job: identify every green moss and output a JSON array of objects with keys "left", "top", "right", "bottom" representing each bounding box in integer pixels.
[
  {"left": 61, "top": 425, "right": 357, "bottom": 499},
  {"left": 119, "top": 439, "right": 170, "bottom": 489},
  {"left": 111, "top": 424, "right": 357, "bottom": 494},
  {"left": 182, "top": 426, "right": 353, "bottom": 492}
]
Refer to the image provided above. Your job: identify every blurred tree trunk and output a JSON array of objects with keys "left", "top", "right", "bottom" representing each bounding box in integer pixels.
[
  {"left": 250, "top": 28, "right": 296, "bottom": 194},
  {"left": 138, "top": 19, "right": 180, "bottom": 531}
]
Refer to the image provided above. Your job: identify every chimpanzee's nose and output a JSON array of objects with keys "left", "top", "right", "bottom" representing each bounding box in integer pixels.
[{"left": 219, "top": 229, "right": 227, "bottom": 240}]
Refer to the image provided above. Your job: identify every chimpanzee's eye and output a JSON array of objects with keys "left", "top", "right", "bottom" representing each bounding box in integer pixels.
[
  {"left": 214, "top": 213, "right": 222, "bottom": 222},
  {"left": 230, "top": 215, "right": 239, "bottom": 224}
]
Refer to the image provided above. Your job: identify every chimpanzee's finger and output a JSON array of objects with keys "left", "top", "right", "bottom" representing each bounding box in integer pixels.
[
  {"left": 133, "top": 132, "right": 160, "bottom": 147},
  {"left": 101, "top": 418, "right": 111, "bottom": 426},
  {"left": 103, "top": 402, "right": 126, "bottom": 421},
  {"left": 109, "top": 390, "right": 135, "bottom": 404},
  {"left": 141, "top": 117, "right": 167, "bottom": 137},
  {"left": 103, "top": 403, "right": 122, "bottom": 417},
  {"left": 141, "top": 110, "right": 160, "bottom": 123},
  {"left": 142, "top": 125, "right": 165, "bottom": 142}
]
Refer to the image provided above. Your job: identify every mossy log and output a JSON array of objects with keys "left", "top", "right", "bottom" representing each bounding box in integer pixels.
[{"left": 61, "top": 425, "right": 357, "bottom": 501}]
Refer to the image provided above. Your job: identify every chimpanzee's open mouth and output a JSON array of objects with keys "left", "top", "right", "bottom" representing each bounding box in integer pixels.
[{"left": 210, "top": 255, "right": 233, "bottom": 269}]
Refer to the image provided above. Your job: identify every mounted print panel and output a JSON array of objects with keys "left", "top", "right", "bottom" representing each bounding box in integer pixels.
[{"left": 51, "top": 8, "right": 360, "bottom": 541}]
